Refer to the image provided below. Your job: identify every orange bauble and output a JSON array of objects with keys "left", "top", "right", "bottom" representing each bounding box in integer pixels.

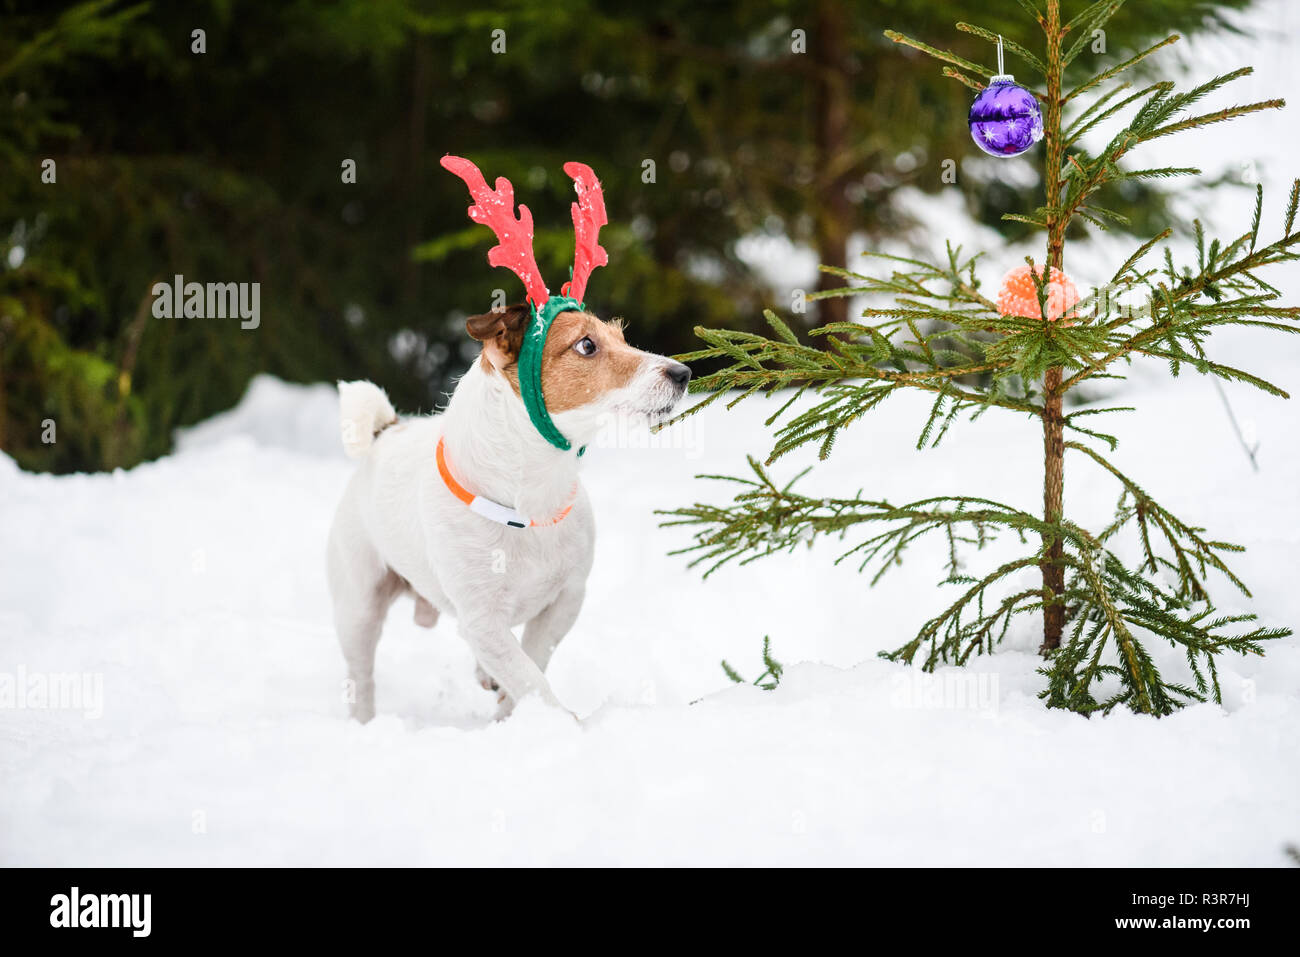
[{"left": 996, "top": 264, "right": 1080, "bottom": 322}]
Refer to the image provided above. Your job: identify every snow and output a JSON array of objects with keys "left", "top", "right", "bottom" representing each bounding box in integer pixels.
[
  {"left": 2, "top": 2, "right": 1299, "bottom": 867},
  {"left": 2, "top": 354, "right": 1297, "bottom": 865}
]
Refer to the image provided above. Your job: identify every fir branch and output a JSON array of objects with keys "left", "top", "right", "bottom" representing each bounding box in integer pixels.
[
  {"left": 941, "top": 66, "right": 985, "bottom": 93},
  {"left": 659, "top": 458, "right": 1050, "bottom": 581},
  {"left": 1050, "top": 547, "right": 1288, "bottom": 714},
  {"left": 1071, "top": 543, "right": 1152, "bottom": 713},
  {"left": 1059, "top": 204, "right": 1300, "bottom": 393},
  {"left": 1063, "top": 0, "right": 1125, "bottom": 38},
  {"left": 1062, "top": 405, "right": 1132, "bottom": 450},
  {"left": 1064, "top": 81, "right": 1132, "bottom": 136},
  {"left": 1142, "top": 97, "right": 1285, "bottom": 143},
  {"left": 721, "top": 636, "right": 784, "bottom": 691},
  {"left": 956, "top": 22, "right": 1046, "bottom": 76},
  {"left": 1065, "top": 34, "right": 1179, "bottom": 103},
  {"left": 1110, "top": 228, "right": 1172, "bottom": 282},
  {"left": 1064, "top": 82, "right": 1167, "bottom": 148},
  {"left": 1062, "top": 0, "right": 1126, "bottom": 66},
  {"left": 883, "top": 29, "right": 995, "bottom": 82},
  {"left": 1067, "top": 440, "right": 1248, "bottom": 598},
  {"left": 1012, "top": 0, "right": 1046, "bottom": 28},
  {"left": 883, "top": 558, "right": 1044, "bottom": 670},
  {"left": 1059, "top": 70, "right": 1281, "bottom": 233}
]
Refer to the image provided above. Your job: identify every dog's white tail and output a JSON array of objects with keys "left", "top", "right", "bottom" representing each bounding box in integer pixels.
[{"left": 338, "top": 380, "right": 398, "bottom": 459}]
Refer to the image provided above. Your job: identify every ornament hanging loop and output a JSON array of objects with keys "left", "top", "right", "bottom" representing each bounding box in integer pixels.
[{"left": 992, "top": 34, "right": 1013, "bottom": 84}]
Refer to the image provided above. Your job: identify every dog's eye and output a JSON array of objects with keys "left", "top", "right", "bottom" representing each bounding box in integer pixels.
[{"left": 573, "top": 336, "right": 597, "bottom": 357}]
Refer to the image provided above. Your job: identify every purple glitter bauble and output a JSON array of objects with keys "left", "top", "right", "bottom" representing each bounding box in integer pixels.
[{"left": 968, "top": 78, "right": 1043, "bottom": 157}]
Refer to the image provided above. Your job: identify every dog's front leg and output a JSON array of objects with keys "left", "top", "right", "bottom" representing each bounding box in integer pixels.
[
  {"left": 460, "top": 615, "right": 567, "bottom": 719},
  {"left": 521, "top": 584, "right": 585, "bottom": 674}
]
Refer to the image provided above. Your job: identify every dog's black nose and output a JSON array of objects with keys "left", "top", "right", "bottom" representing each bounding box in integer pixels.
[{"left": 664, "top": 361, "right": 692, "bottom": 389}]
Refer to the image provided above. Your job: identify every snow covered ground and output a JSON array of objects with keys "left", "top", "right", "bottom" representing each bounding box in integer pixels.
[
  {"left": 2, "top": 3, "right": 1299, "bottom": 867},
  {"left": 2, "top": 356, "right": 1297, "bottom": 866}
]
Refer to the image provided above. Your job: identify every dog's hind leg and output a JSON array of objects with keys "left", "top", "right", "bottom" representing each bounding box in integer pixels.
[
  {"left": 332, "top": 567, "right": 403, "bottom": 723},
  {"left": 328, "top": 529, "right": 403, "bottom": 722}
]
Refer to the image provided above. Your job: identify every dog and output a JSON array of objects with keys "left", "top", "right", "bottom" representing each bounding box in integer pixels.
[{"left": 326, "top": 157, "right": 690, "bottom": 722}]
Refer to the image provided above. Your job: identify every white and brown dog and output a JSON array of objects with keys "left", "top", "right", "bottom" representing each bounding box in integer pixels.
[{"left": 327, "top": 157, "right": 689, "bottom": 722}]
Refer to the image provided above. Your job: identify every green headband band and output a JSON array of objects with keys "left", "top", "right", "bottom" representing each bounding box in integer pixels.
[{"left": 520, "top": 295, "right": 585, "bottom": 454}]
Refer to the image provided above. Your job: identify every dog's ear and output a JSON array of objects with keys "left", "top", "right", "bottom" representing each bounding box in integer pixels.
[{"left": 466, "top": 302, "right": 531, "bottom": 371}]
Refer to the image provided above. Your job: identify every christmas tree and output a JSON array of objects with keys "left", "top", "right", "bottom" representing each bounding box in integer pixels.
[{"left": 661, "top": 0, "right": 1299, "bottom": 716}]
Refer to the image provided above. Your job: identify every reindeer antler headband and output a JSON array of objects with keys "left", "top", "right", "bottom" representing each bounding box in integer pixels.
[{"left": 441, "top": 155, "right": 608, "bottom": 453}]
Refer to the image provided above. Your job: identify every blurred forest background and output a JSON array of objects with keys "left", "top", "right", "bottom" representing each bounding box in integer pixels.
[{"left": 0, "top": 0, "right": 1251, "bottom": 473}]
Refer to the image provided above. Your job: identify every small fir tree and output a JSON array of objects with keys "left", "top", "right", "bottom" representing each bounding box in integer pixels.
[{"left": 661, "top": 0, "right": 1299, "bottom": 716}]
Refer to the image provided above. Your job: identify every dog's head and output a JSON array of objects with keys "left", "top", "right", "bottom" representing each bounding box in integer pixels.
[
  {"left": 467, "top": 302, "right": 690, "bottom": 427},
  {"left": 443, "top": 155, "right": 690, "bottom": 439}
]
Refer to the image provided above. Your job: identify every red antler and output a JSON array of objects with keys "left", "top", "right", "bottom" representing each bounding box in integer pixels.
[
  {"left": 441, "top": 155, "right": 549, "bottom": 306},
  {"left": 562, "top": 162, "right": 608, "bottom": 303}
]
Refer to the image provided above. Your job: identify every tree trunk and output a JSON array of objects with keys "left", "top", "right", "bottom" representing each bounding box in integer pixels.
[
  {"left": 1041, "top": 368, "right": 1065, "bottom": 650},
  {"left": 1040, "top": 0, "right": 1066, "bottom": 651},
  {"left": 401, "top": 36, "right": 431, "bottom": 308},
  {"left": 812, "top": 0, "right": 851, "bottom": 327}
]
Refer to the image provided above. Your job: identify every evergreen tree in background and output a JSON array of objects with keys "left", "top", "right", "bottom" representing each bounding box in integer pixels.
[
  {"left": 0, "top": 0, "right": 1249, "bottom": 473},
  {"left": 662, "top": 0, "right": 1299, "bottom": 716}
]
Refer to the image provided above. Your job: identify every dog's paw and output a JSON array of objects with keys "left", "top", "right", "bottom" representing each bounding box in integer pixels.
[
  {"left": 349, "top": 701, "right": 376, "bottom": 724},
  {"left": 474, "top": 664, "right": 501, "bottom": 693},
  {"left": 492, "top": 695, "right": 580, "bottom": 725}
]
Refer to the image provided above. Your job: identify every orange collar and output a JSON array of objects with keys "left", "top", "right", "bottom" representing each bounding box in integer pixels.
[{"left": 436, "top": 436, "right": 573, "bottom": 528}]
